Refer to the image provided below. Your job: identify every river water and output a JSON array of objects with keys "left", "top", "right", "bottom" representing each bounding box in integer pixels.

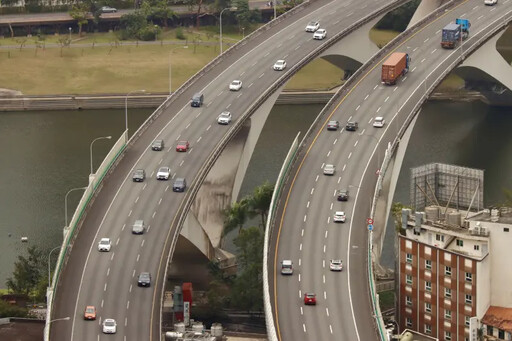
[{"left": 1, "top": 100, "right": 511, "bottom": 286}]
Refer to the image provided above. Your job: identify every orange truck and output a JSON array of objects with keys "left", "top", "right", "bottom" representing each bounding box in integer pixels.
[{"left": 381, "top": 52, "right": 410, "bottom": 85}]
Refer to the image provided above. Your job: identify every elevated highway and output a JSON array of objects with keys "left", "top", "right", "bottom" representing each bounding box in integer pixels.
[
  {"left": 268, "top": 0, "right": 512, "bottom": 340},
  {"left": 48, "top": 0, "right": 413, "bottom": 340}
]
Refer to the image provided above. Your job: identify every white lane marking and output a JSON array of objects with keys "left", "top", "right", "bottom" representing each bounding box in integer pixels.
[
  {"left": 325, "top": 230, "right": 328, "bottom": 238},
  {"left": 237, "top": 93, "right": 242, "bottom": 98},
  {"left": 185, "top": 123, "right": 191, "bottom": 129},
  {"left": 303, "top": 324, "right": 307, "bottom": 333},
  {"left": 116, "top": 238, "right": 120, "bottom": 246},
  {"left": 326, "top": 150, "right": 331, "bottom": 157},
  {"left": 413, "top": 47, "right": 418, "bottom": 52},
  {"left": 327, "top": 217, "right": 331, "bottom": 224},
  {"left": 207, "top": 101, "right": 212, "bottom": 107},
  {"left": 126, "top": 301, "right": 130, "bottom": 310},
  {"left": 110, "top": 253, "right": 115, "bottom": 261},
  {"left": 321, "top": 162, "right": 325, "bottom": 168},
  {"left": 136, "top": 254, "right": 140, "bottom": 262},
  {"left": 121, "top": 223, "right": 125, "bottom": 231},
  {"left": 180, "top": 160, "right": 184, "bottom": 167},
  {"left": 311, "top": 188, "right": 314, "bottom": 195},
  {"left": 421, "top": 58, "right": 426, "bottom": 63},
  {"left": 330, "top": 325, "right": 333, "bottom": 334},
  {"left": 300, "top": 307, "right": 303, "bottom": 315},
  {"left": 226, "top": 103, "right": 231, "bottom": 109},
  {"left": 346, "top": 11, "right": 353, "bottom": 16},
  {"left": 477, "top": 15, "right": 484, "bottom": 20},
  {"left": 165, "top": 185, "right": 169, "bottom": 192},
  {"left": 301, "top": 229, "right": 304, "bottom": 237},
  {"left": 431, "top": 49, "right": 437, "bottom": 54},
  {"left": 323, "top": 245, "right": 326, "bottom": 253},
  {"left": 322, "top": 259, "right": 325, "bottom": 268},
  {"left": 128, "top": 209, "right": 132, "bottom": 217},
  {"left": 402, "top": 76, "right": 407, "bottom": 82},
  {"left": 376, "top": 107, "right": 381, "bottom": 113},
  {"left": 206, "top": 124, "right": 211, "bottom": 131},
  {"left": 294, "top": 45, "right": 301, "bottom": 50},
  {"left": 364, "top": 94, "right": 369, "bottom": 100},
  {"left": 307, "top": 201, "right": 310, "bottom": 208},
  {"left": 348, "top": 152, "right": 352, "bottom": 159},
  {"left": 300, "top": 243, "right": 302, "bottom": 251},
  {"left": 299, "top": 258, "right": 301, "bottom": 266},
  {"left": 240, "top": 71, "right": 245, "bottom": 76},
  {"left": 424, "top": 38, "right": 429, "bottom": 43},
  {"left": 324, "top": 291, "right": 327, "bottom": 300},
  {"left": 333, "top": 189, "right": 337, "bottom": 196},
  {"left": 384, "top": 96, "right": 389, "bottom": 102},
  {"left": 197, "top": 136, "right": 202, "bottom": 143},
  {"left": 129, "top": 285, "right": 132, "bottom": 293},
  {"left": 135, "top": 196, "right": 139, "bottom": 203},
  {"left": 354, "top": 140, "right": 358, "bottom": 147},
  {"left": 348, "top": 115, "right": 353, "bottom": 121},
  {"left": 158, "top": 198, "right": 162, "bottom": 205},
  {"left": 473, "top": 6, "right": 478, "bottom": 10},
  {"left": 104, "top": 283, "right": 107, "bottom": 291},
  {"left": 304, "top": 215, "right": 307, "bottom": 222},
  {"left": 132, "top": 269, "right": 136, "bottom": 277},
  {"left": 298, "top": 274, "right": 301, "bottom": 282},
  {"left": 330, "top": 202, "right": 333, "bottom": 210},
  {"left": 259, "top": 73, "right": 265, "bottom": 78},
  {"left": 337, "top": 177, "right": 341, "bottom": 184},
  {"left": 248, "top": 83, "right": 253, "bottom": 88},
  {"left": 142, "top": 183, "right": 147, "bottom": 190},
  {"left": 150, "top": 171, "right": 155, "bottom": 177},
  {"left": 333, "top": 138, "right": 338, "bottom": 145},
  {"left": 343, "top": 164, "right": 346, "bottom": 171},
  {"left": 152, "top": 211, "right": 156, "bottom": 218},
  {"left": 107, "top": 268, "right": 110, "bottom": 276},
  {"left": 283, "top": 54, "right": 289, "bottom": 59},
  {"left": 411, "top": 66, "right": 417, "bottom": 72},
  {"left": 125, "top": 318, "right": 127, "bottom": 327},
  {"left": 158, "top": 158, "right": 163, "bottom": 165},
  {"left": 360, "top": 128, "right": 366, "bottom": 135},
  {"left": 315, "top": 175, "right": 319, "bottom": 182},
  {"left": 101, "top": 299, "right": 104, "bottom": 308},
  {"left": 277, "top": 43, "right": 282, "bottom": 48},
  {"left": 141, "top": 240, "right": 145, "bottom": 247},
  {"left": 333, "top": 19, "right": 341, "bottom": 25},
  {"left": 195, "top": 111, "right": 201, "bottom": 118},
  {"left": 373, "top": 84, "right": 378, "bottom": 90},
  {"left": 368, "top": 118, "right": 373, "bottom": 124},
  {"left": 326, "top": 307, "right": 330, "bottom": 317},
  {"left": 436, "top": 29, "right": 441, "bottom": 34},
  {"left": 323, "top": 275, "right": 326, "bottom": 284},
  {"left": 356, "top": 105, "right": 360, "bottom": 111},
  {"left": 394, "top": 87, "right": 398, "bottom": 92}
]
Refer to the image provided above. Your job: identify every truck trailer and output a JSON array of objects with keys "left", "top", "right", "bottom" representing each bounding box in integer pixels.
[
  {"left": 381, "top": 52, "right": 410, "bottom": 85},
  {"left": 441, "top": 18, "right": 470, "bottom": 49}
]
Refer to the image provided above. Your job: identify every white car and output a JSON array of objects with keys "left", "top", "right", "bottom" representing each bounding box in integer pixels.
[
  {"left": 229, "top": 80, "right": 242, "bottom": 91},
  {"left": 156, "top": 166, "right": 171, "bottom": 180},
  {"left": 102, "top": 318, "right": 117, "bottom": 334},
  {"left": 323, "top": 164, "right": 335, "bottom": 175},
  {"left": 100, "top": 6, "right": 117, "bottom": 13},
  {"left": 333, "top": 211, "right": 346, "bottom": 223},
  {"left": 330, "top": 259, "right": 343, "bottom": 271},
  {"left": 217, "top": 111, "right": 232, "bottom": 125},
  {"left": 484, "top": 0, "right": 497, "bottom": 5},
  {"left": 373, "top": 117, "right": 385, "bottom": 128},
  {"left": 273, "top": 60, "right": 287, "bottom": 71},
  {"left": 305, "top": 21, "right": 319, "bottom": 32},
  {"left": 313, "top": 29, "right": 326, "bottom": 40},
  {"left": 98, "top": 238, "right": 111, "bottom": 252}
]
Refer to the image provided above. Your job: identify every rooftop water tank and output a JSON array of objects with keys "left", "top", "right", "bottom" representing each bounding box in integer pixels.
[
  {"left": 174, "top": 322, "right": 186, "bottom": 333},
  {"left": 447, "top": 211, "right": 461, "bottom": 226},
  {"left": 192, "top": 322, "right": 204, "bottom": 334},
  {"left": 210, "top": 323, "right": 223, "bottom": 337},
  {"left": 425, "top": 206, "right": 439, "bottom": 221}
]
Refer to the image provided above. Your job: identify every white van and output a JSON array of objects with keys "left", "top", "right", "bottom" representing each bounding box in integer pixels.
[{"left": 281, "top": 260, "right": 293, "bottom": 275}]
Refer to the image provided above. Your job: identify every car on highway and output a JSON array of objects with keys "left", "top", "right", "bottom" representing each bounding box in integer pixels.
[
  {"left": 191, "top": 92, "right": 204, "bottom": 107},
  {"left": 305, "top": 21, "right": 319, "bottom": 32},
  {"left": 138, "top": 272, "right": 151, "bottom": 287},
  {"left": 484, "top": 0, "right": 498, "bottom": 4},
  {"left": 333, "top": 211, "right": 346, "bottom": 223},
  {"left": 173, "top": 177, "right": 187, "bottom": 192},
  {"left": 330, "top": 259, "right": 343, "bottom": 271},
  {"left": 98, "top": 238, "right": 111, "bottom": 252},
  {"left": 373, "top": 117, "right": 385, "bottom": 128},
  {"left": 281, "top": 259, "right": 293, "bottom": 275},
  {"left": 337, "top": 189, "right": 349, "bottom": 201},
  {"left": 100, "top": 6, "right": 117, "bottom": 13},
  {"left": 84, "top": 306, "right": 96, "bottom": 320},
  {"left": 229, "top": 80, "right": 242, "bottom": 91},
  {"left": 132, "top": 169, "right": 146, "bottom": 182},
  {"left": 132, "top": 219, "right": 145, "bottom": 234},
  {"left": 152, "top": 139, "right": 164, "bottom": 151},
  {"left": 273, "top": 60, "right": 287, "bottom": 71},
  {"left": 346, "top": 121, "right": 358, "bottom": 131},
  {"left": 156, "top": 166, "right": 171, "bottom": 180},
  {"left": 176, "top": 140, "right": 190, "bottom": 152},
  {"left": 102, "top": 318, "right": 117, "bottom": 334},
  {"left": 217, "top": 111, "right": 232, "bottom": 125},
  {"left": 327, "top": 120, "right": 339, "bottom": 131},
  {"left": 313, "top": 29, "right": 327, "bottom": 40},
  {"left": 304, "top": 293, "right": 317, "bottom": 305},
  {"left": 323, "top": 164, "right": 335, "bottom": 175}
]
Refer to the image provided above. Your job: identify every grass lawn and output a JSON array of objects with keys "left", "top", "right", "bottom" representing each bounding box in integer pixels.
[
  {"left": 369, "top": 28, "right": 400, "bottom": 48},
  {"left": 378, "top": 290, "right": 395, "bottom": 311},
  {"left": 285, "top": 58, "right": 344, "bottom": 91}
]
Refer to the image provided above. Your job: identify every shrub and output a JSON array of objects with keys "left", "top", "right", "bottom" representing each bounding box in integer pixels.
[{"left": 175, "top": 27, "right": 186, "bottom": 40}]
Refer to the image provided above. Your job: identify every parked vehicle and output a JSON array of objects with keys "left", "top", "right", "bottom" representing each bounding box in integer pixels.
[
  {"left": 381, "top": 52, "right": 410, "bottom": 85},
  {"left": 281, "top": 260, "right": 293, "bottom": 275},
  {"left": 441, "top": 19, "right": 470, "bottom": 49}
]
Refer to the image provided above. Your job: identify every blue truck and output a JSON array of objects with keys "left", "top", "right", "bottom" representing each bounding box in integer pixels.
[{"left": 441, "top": 18, "right": 470, "bottom": 49}]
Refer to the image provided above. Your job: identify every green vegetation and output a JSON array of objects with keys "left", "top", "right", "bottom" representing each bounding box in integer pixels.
[
  {"left": 0, "top": 300, "right": 29, "bottom": 318},
  {"left": 375, "top": 0, "right": 420, "bottom": 32},
  {"left": 378, "top": 290, "right": 395, "bottom": 312},
  {"left": 369, "top": 28, "right": 400, "bottom": 48}
]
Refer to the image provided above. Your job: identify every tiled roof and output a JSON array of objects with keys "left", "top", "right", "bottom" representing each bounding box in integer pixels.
[{"left": 482, "top": 306, "right": 512, "bottom": 333}]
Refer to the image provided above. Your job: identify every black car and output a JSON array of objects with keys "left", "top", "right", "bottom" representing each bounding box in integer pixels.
[
  {"left": 337, "top": 189, "right": 349, "bottom": 201},
  {"left": 173, "top": 177, "right": 187, "bottom": 192},
  {"left": 346, "top": 121, "right": 358, "bottom": 131},
  {"left": 327, "top": 120, "right": 340, "bottom": 131},
  {"left": 132, "top": 169, "right": 146, "bottom": 182},
  {"left": 137, "top": 272, "right": 151, "bottom": 287},
  {"left": 152, "top": 139, "right": 164, "bottom": 151}
]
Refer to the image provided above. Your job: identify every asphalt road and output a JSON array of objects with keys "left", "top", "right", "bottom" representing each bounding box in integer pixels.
[
  {"left": 269, "top": 0, "right": 512, "bottom": 340},
  {"left": 49, "top": 0, "right": 391, "bottom": 339}
]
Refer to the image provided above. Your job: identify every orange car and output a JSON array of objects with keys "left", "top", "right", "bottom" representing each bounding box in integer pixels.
[{"left": 84, "top": 306, "right": 96, "bottom": 320}]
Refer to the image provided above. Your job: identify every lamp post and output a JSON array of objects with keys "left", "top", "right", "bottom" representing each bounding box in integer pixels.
[
  {"left": 48, "top": 246, "right": 61, "bottom": 287},
  {"left": 169, "top": 46, "right": 189, "bottom": 96},
  {"left": 90, "top": 136, "right": 112, "bottom": 175},
  {"left": 49, "top": 316, "right": 70, "bottom": 324},
  {"left": 65, "top": 187, "right": 87, "bottom": 227},
  {"left": 125, "top": 89, "right": 146, "bottom": 134},
  {"left": 219, "top": 7, "right": 237, "bottom": 55},
  {"left": 68, "top": 27, "right": 71, "bottom": 40}
]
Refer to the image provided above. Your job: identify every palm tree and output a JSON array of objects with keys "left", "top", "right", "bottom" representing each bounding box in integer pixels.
[
  {"left": 248, "top": 181, "right": 274, "bottom": 228},
  {"left": 222, "top": 198, "right": 249, "bottom": 237}
]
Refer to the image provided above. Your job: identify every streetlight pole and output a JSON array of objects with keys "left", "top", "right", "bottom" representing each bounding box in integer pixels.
[
  {"left": 90, "top": 136, "right": 112, "bottom": 175},
  {"left": 219, "top": 7, "right": 237, "bottom": 55},
  {"left": 125, "top": 89, "right": 146, "bottom": 135},
  {"left": 68, "top": 27, "right": 71, "bottom": 40},
  {"left": 48, "top": 246, "right": 61, "bottom": 287},
  {"left": 65, "top": 187, "right": 87, "bottom": 227},
  {"left": 49, "top": 316, "right": 70, "bottom": 324}
]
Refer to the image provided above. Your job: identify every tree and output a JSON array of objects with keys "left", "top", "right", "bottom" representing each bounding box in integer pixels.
[
  {"left": 391, "top": 202, "right": 411, "bottom": 235},
  {"left": 120, "top": 11, "right": 148, "bottom": 39},
  {"left": 375, "top": 0, "right": 421, "bottom": 31},
  {"left": 223, "top": 197, "right": 249, "bottom": 237},
  {"left": 172, "top": 0, "right": 214, "bottom": 27},
  {"left": 0, "top": 300, "right": 28, "bottom": 318},
  {"left": 70, "top": 4, "right": 89, "bottom": 37},
  {"left": 232, "top": 0, "right": 260, "bottom": 31},
  {"left": 247, "top": 181, "right": 274, "bottom": 228},
  {"left": 141, "top": 0, "right": 177, "bottom": 27},
  {"left": 5, "top": 246, "right": 45, "bottom": 297}
]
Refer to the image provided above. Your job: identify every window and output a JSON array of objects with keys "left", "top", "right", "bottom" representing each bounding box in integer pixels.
[
  {"left": 414, "top": 229, "right": 420, "bottom": 236},
  {"left": 425, "top": 281, "right": 432, "bottom": 291},
  {"left": 425, "top": 302, "right": 432, "bottom": 313},
  {"left": 425, "top": 259, "right": 432, "bottom": 270},
  {"left": 445, "top": 309, "right": 452, "bottom": 319},
  {"left": 406, "top": 274, "right": 413, "bottom": 285},
  {"left": 505, "top": 227, "right": 510, "bottom": 232},
  {"left": 445, "top": 331, "right": 452, "bottom": 341},
  {"left": 466, "top": 272, "right": 473, "bottom": 282},
  {"left": 474, "top": 244, "right": 480, "bottom": 251},
  {"left": 499, "top": 329, "right": 505, "bottom": 339},
  {"left": 487, "top": 325, "right": 493, "bottom": 336},
  {"left": 436, "top": 234, "right": 445, "bottom": 241},
  {"left": 425, "top": 324, "right": 431, "bottom": 334},
  {"left": 465, "top": 294, "right": 472, "bottom": 304},
  {"left": 465, "top": 316, "right": 470, "bottom": 327},
  {"left": 406, "top": 253, "right": 412, "bottom": 263},
  {"left": 445, "top": 288, "right": 452, "bottom": 298},
  {"left": 406, "top": 296, "right": 412, "bottom": 306},
  {"left": 457, "top": 239, "right": 464, "bottom": 247},
  {"left": 445, "top": 266, "right": 452, "bottom": 276},
  {"left": 406, "top": 317, "right": 412, "bottom": 327}
]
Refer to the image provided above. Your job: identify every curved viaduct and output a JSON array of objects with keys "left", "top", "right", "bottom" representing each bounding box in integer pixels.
[
  {"left": 267, "top": 0, "right": 512, "bottom": 341},
  {"left": 47, "top": 0, "right": 414, "bottom": 340}
]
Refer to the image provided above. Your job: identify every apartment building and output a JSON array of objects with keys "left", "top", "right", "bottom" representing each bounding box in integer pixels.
[{"left": 397, "top": 207, "right": 512, "bottom": 341}]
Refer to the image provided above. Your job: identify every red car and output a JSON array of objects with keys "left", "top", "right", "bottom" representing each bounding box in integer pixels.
[
  {"left": 304, "top": 293, "right": 316, "bottom": 305},
  {"left": 84, "top": 305, "right": 96, "bottom": 320},
  {"left": 176, "top": 141, "right": 190, "bottom": 152}
]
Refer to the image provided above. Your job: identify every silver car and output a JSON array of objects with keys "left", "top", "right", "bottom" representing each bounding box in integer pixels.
[
  {"left": 323, "top": 164, "right": 335, "bottom": 175},
  {"left": 156, "top": 166, "right": 171, "bottom": 180},
  {"left": 132, "top": 219, "right": 145, "bottom": 234}
]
